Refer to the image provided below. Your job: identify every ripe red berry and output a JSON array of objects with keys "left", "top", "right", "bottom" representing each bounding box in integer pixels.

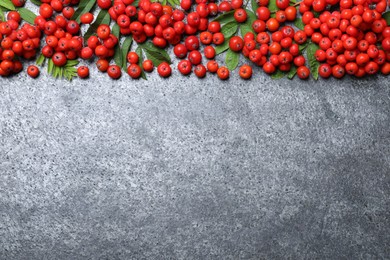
[
  {"left": 157, "top": 62, "right": 171, "bottom": 77},
  {"left": 239, "top": 64, "right": 252, "bottom": 79},
  {"left": 62, "top": 7, "right": 75, "bottom": 20},
  {"left": 208, "top": 21, "right": 221, "bottom": 33},
  {"left": 256, "top": 7, "right": 270, "bottom": 21},
  {"left": 184, "top": 36, "right": 199, "bottom": 51},
  {"left": 297, "top": 66, "right": 310, "bottom": 79},
  {"left": 312, "top": 0, "right": 327, "bottom": 12},
  {"left": 276, "top": 0, "right": 289, "bottom": 10},
  {"left": 188, "top": 50, "right": 202, "bottom": 65},
  {"left": 7, "top": 11, "right": 21, "bottom": 23},
  {"left": 77, "top": 66, "right": 90, "bottom": 78},
  {"left": 194, "top": 64, "right": 207, "bottom": 78},
  {"left": 200, "top": 31, "right": 213, "bottom": 45},
  {"left": 142, "top": 59, "right": 154, "bottom": 72},
  {"left": 80, "top": 47, "right": 93, "bottom": 60},
  {"left": 173, "top": 43, "right": 188, "bottom": 59},
  {"left": 107, "top": 65, "right": 122, "bottom": 79},
  {"left": 229, "top": 36, "right": 244, "bottom": 52},
  {"left": 177, "top": 60, "right": 192, "bottom": 75},
  {"left": 52, "top": 52, "right": 67, "bottom": 67},
  {"left": 217, "top": 66, "right": 229, "bottom": 80},
  {"left": 97, "top": 24, "right": 111, "bottom": 39},
  {"left": 97, "top": 0, "right": 112, "bottom": 9},
  {"left": 127, "top": 51, "right": 139, "bottom": 64},
  {"left": 95, "top": 45, "right": 109, "bottom": 58},
  {"left": 96, "top": 59, "right": 109, "bottom": 72},
  {"left": 332, "top": 64, "right": 345, "bottom": 78},
  {"left": 11, "top": 0, "right": 25, "bottom": 7},
  {"left": 80, "top": 13, "right": 94, "bottom": 24},
  {"left": 285, "top": 6, "right": 297, "bottom": 21},
  {"left": 318, "top": 64, "right": 331, "bottom": 78},
  {"left": 127, "top": 64, "right": 142, "bottom": 79},
  {"left": 234, "top": 9, "right": 247, "bottom": 23},
  {"left": 212, "top": 33, "right": 225, "bottom": 45},
  {"left": 39, "top": 4, "right": 53, "bottom": 19},
  {"left": 207, "top": 60, "right": 219, "bottom": 73},
  {"left": 27, "top": 65, "right": 39, "bottom": 78},
  {"left": 204, "top": 46, "right": 216, "bottom": 59}
]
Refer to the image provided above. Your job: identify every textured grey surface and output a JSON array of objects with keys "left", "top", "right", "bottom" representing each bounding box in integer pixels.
[{"left": 1, "top": 65, "right": 390, "bottom": 259}]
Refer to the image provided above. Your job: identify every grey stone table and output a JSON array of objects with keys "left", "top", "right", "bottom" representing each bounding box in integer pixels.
[{"left": 1, "top": 63, "right": 389, "bottom": 259}]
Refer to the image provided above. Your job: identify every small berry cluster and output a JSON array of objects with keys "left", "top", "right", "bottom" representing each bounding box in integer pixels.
[
  {"left": 98, "top": 0, "right": 234, "bottom": 79},
  {"left": 34, "top": 2, "right": 84, "bottom": 67},
  {"left": 0, "top": 12, "right": 40, "bottom": 77},
  {"left": 301, "top": 0, "right": 390, "bottom": 78},
  {"left": 87, "top": 25, "right": 120, "bottom": 78}
]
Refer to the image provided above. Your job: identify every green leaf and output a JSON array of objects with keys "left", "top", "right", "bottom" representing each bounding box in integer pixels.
[
  {"left": 313, "top": 11, "right": 320, "bottom": 17},
  {"left": 53, "top": 66, "right": 59, "bottom": 78},
  {"left": 0, "top": 8, "right": 5, "bottom": 22},
  {"left": 121, "top": 36, "right": 133, "bottom": 69},
  {"left": 167, "top": 0, "right": 177, "bottom": 6},
  {"left": 246, "top": 9, "right": 256, "bottom": 25},
  {"left": 221, "top": 22, "right": 238, "bottom": 38},
  {"left": 240, "top": 11, "right": 255, "bottom": 37},
  {"left": 63, "top": 66, "right": 77, "bottom": 81},
  {"left": 225, "top": 49, "right": 240, "bottom": 71},
  {"left": 30, "top": 0, "right": 41, "bottom": 6},
  {"left": 294, "top": 18, "right": 304, "bottom": 30},
  {"left": 268, "top": 0, "right": 277, "bottom": 17},
  {"left": 299, "top": 42, "right": 308, "bottom": 52},
  {"left": 113, "top": 24, "right": 122, "bottom": 69},
  {"left": 59, "top": 66, "right": 64, "bottom": 78},
  {"left": 133, "top": 0, "right": 140, "bottom": 6},
  {"left": 17, "top": 8, "right": 37, "bottom": 24},
  {"left": 167, "top": 0, "right": 180, "bottom": 6},
  {"left": 114, "top": 46, "right": 123, "bottom": 69},
  {"left": 48, "top": 59, "right": 54, "bottom": 74},
  {"left": 287, "top": 66, "right": 297, "bottom": 79},
  {"left": 0, "top": 0, "right": 15, "bottom": 11},
  {"left": 383, "top": 12, "right": 390, "bottom": 26},
  {"left": 271, "top": 70, "right": 285, "bottom": 79},
  {"left": 72, "top": 0, "right": 97, "bottom": 23},
  {"left": 135, "top": 46, "right": 147, "bottom": 80},
  {"left": 36, "top": 54, "right": 46, "bottom": 66},
  {"left": 112, "top": 23, "right": 120, "bottom": 40},
  {"left": 306, "top": 42, "right": 320, "bottom": 80},
  {"left": 240, "top": 23, "right": 253, "bottom": 37},
  {"left": 251, "top": 0, "right": 258, "bottom": 13},
  {"left": 212, "top": 10, "right": 235, "bottom": 24},
  {"left": 47, "top": 59, "right": 78, "bottom": 81},
  {"left": 215, "top": 37, "right": 231, "bottom": 55},
  {"left": 83, "top": 9, "right": 110, "bottom": 40},
  {"left": 142, "top": 50, "right": 166, "bottom": 66},
  {"left": 139, "top": 42, "right": 171, "bottom": 64},
  {"left": 65, "top": 60, "right": 79, "bottom": 67}
]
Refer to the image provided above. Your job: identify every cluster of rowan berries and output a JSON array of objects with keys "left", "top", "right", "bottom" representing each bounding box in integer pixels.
[
  {"left": 33, "top": 1, "right": 85, "bottom": 71},
  {"left": 95, "top": 0, "right": 233, "bottom": 79},
  {"left": 0, "top": 12, "right": 41, "bottom": 77},
  {"left": 207, "top": 0, "right": 312, "bottom": 79},
  {"left": 86, "top": 25, "right": 121, "bottom": 78},
  {"left": 302, "top": 0, "right": 390, "bottom": 78},
  {"left": 2, "top": 0, "right": 390, "bottom": 80},
  {"left": 173, "top": 24, "right": 230, "bottom": 78}
]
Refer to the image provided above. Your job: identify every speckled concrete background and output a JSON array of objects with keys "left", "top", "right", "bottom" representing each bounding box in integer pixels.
[{"left": 1, "top": 69, "right": 389, "bottom": 259}]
